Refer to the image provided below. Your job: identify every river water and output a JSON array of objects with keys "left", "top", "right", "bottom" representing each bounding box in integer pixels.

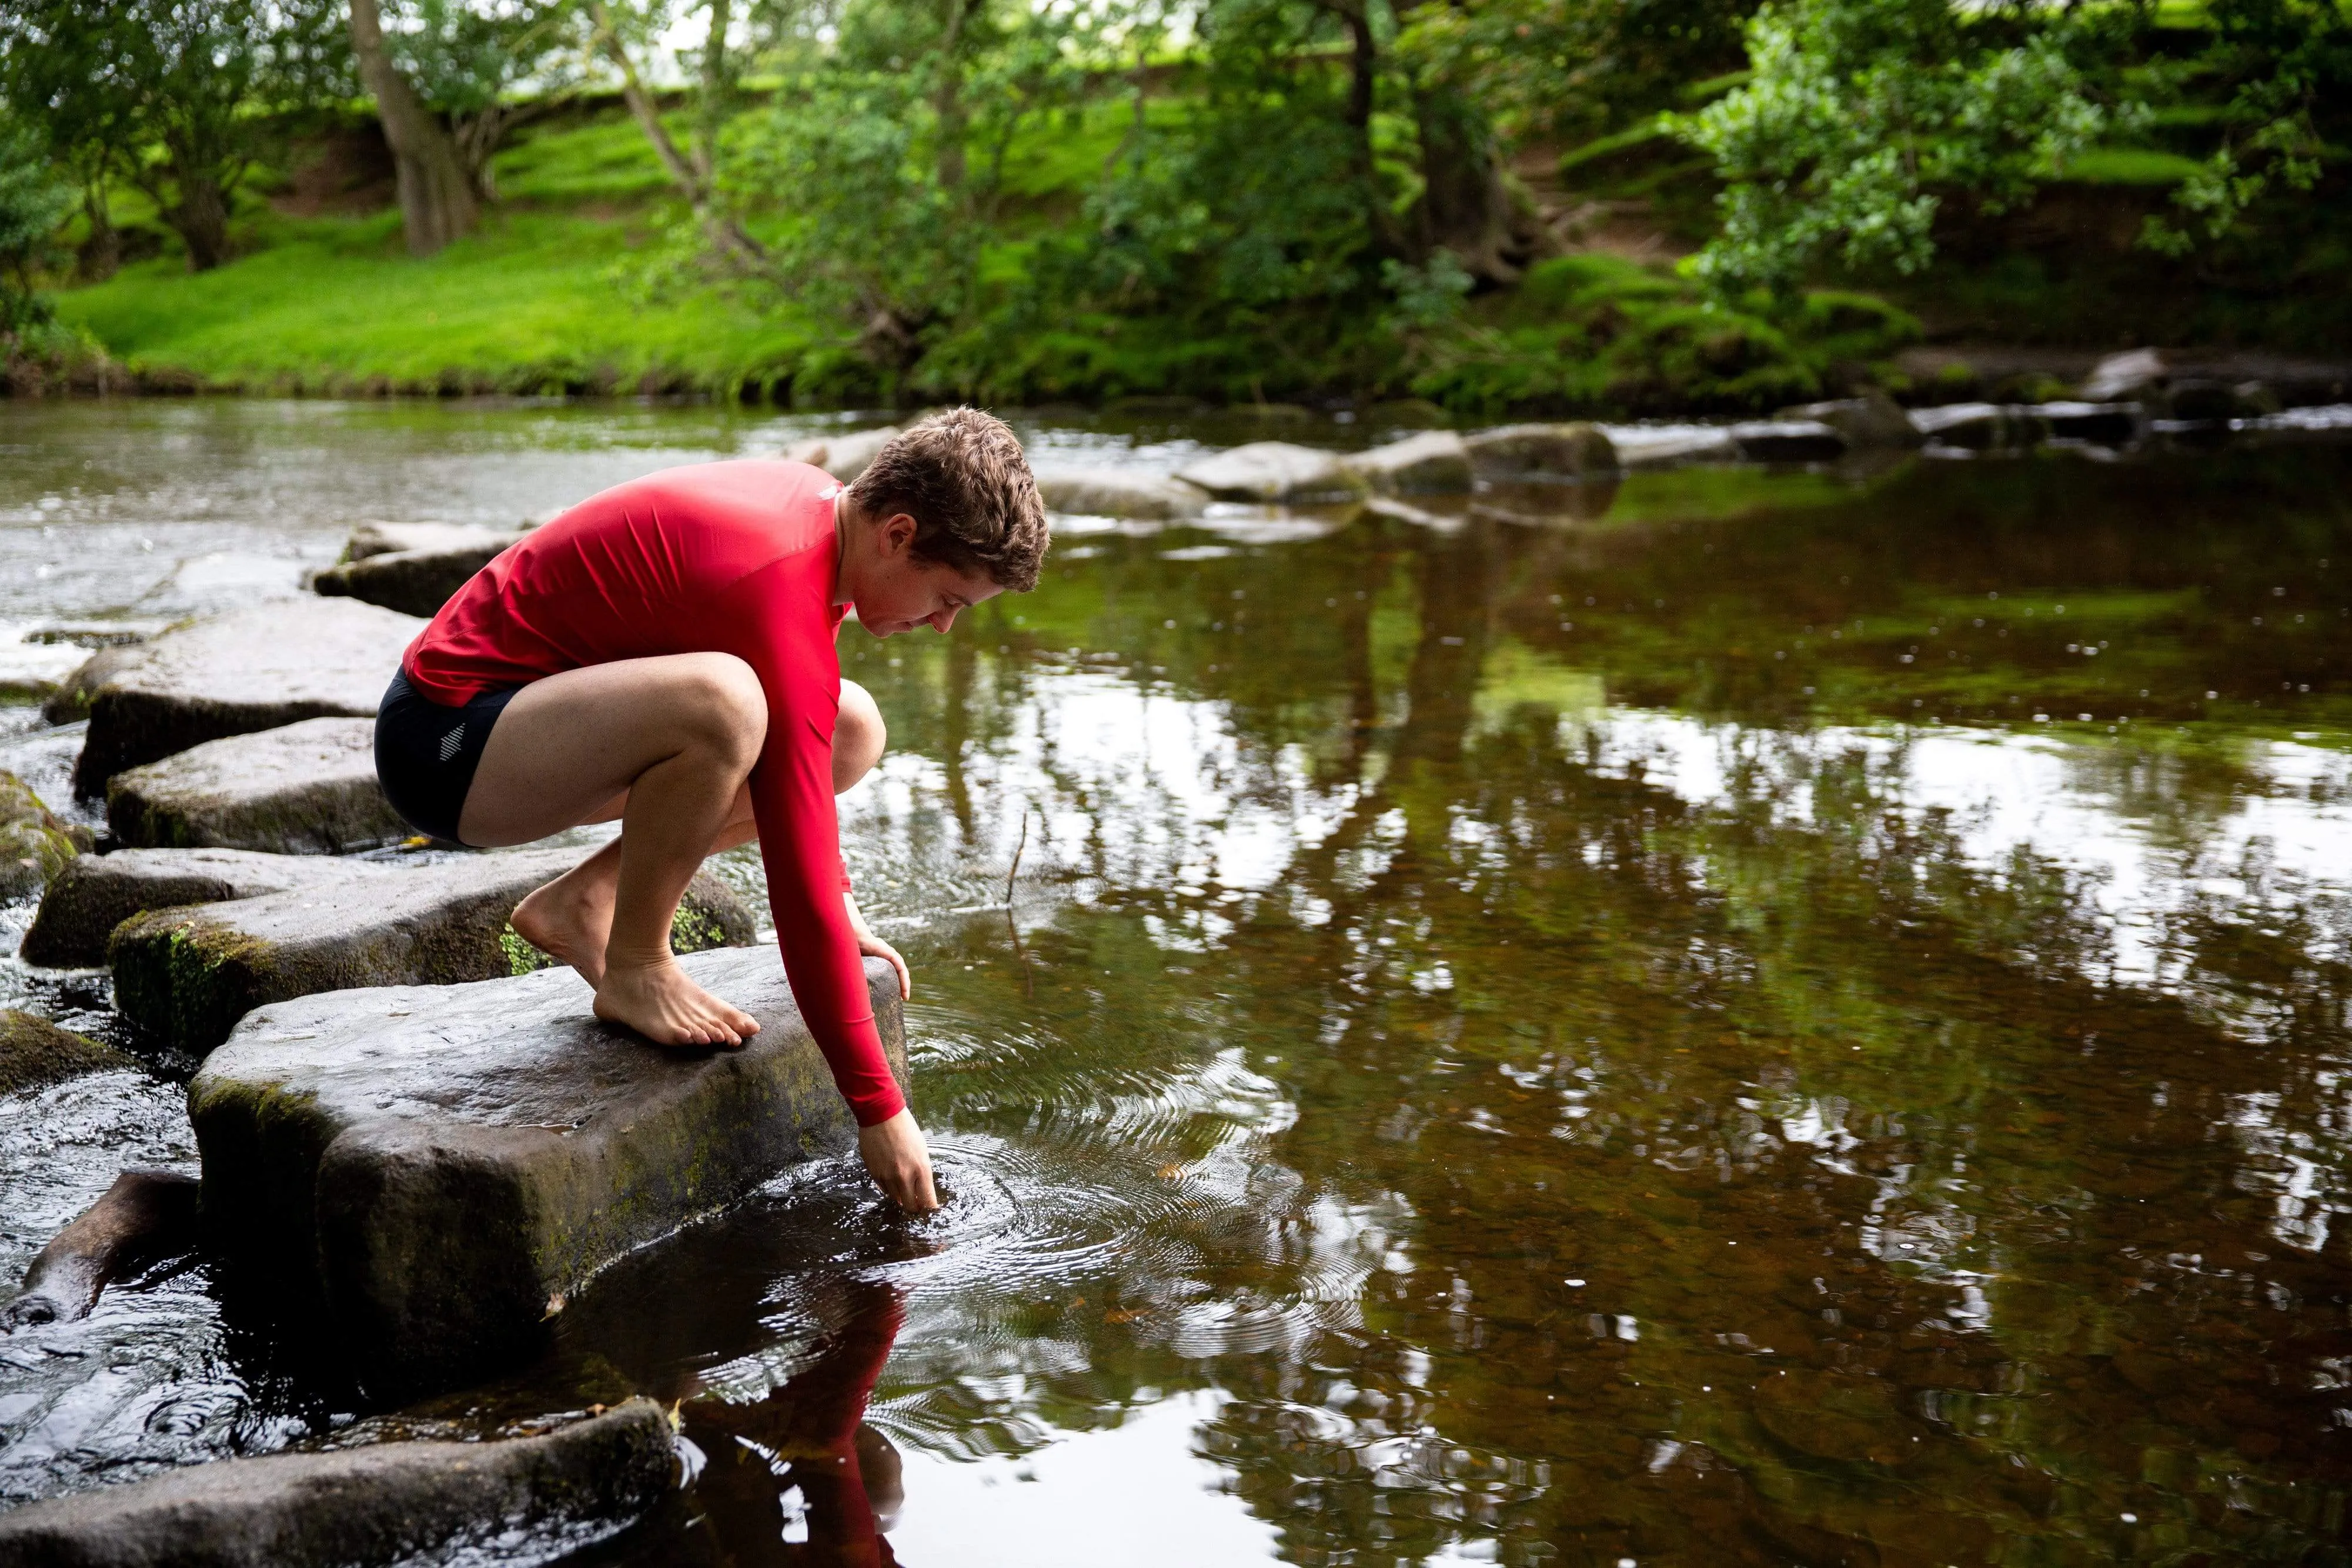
[{"left": 4, "top": 398, "right": 2352, "bottom": 1564}]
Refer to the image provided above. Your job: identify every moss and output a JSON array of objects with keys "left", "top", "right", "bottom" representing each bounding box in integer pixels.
[
  {"left": 502, "top": 924, "right": 557, "bottom": 977},
  {"left": 111, "top": 915, "right": 275, "bottom": 1049},
  {"left": 670, "top": 902, "right": 729, "bottom": 955},
  {"left": 0, "top": 1010, "right": 132, "bottom": 1097}
]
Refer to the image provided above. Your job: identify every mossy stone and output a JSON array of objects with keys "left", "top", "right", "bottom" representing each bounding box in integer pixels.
[{"left": 0, "top": 1011, "right": 132, "bottom": 1098}]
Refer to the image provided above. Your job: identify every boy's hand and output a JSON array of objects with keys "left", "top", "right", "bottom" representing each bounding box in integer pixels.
[
  {"left": 858, "top": 1109, "right": 939, "bottom": 1214},
  {"left": 846, "top": 894, "right": 911, "bottom": 999}
]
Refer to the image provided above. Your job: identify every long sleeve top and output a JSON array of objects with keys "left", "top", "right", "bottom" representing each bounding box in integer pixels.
[{"left": 401, "top": 459, "right": 903, "bottom": 1126}]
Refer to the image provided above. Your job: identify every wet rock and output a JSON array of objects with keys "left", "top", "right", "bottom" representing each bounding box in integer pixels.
[
  {"left": 108, "top": 848, "right": 757, "bottom": 1052},
  {"left": 1728, "top": 420, "right": 1849, "bottom": 462},
  {"left": 2036, "top": 401, "right": 2143, "bottom": 446},
  {"left": 106, "top": 718, "right": 408, "bottom": 856},
  {"left": 1, "top": 770, "right": 82, "bottom": 902},
  {"left": 191, "top": 950, "right": 907, "bottom": 1393},
  {"left": 1750, "top": 1369, "right": 1907, "bottom": 1465},
  {"left": 26, "top": 619, "right": 176, "bottom": 649},
  {"left": 1607, "top": 426, "right": 1739, "bottom": 467},
  {"left": 1464, "top": 423, "right": 1619, "bottom": 479},
  {"left": 1031, "top": 466, "right": 1210, "bottom": 520},
  {"left": 1912, "top": 403, "right": 2051, "bottom": 451},
  {"left": 0, "top": 1396, "right": 677, "bottom": 1565},
  {"left": 342, "top": 521, "right": 523, "bottom": 562},
  {"left": 1340, "top": 431, "right": 1474, "bottom": 495},
  {"left": 313, "top": 541, "right": 516, "bottom": 618},
  {"left": 1174, "top": 442, "right": 1370, "bottom": 503},
  {"left": 0, "top": 634, "right": 93, "bottom": 703},
  {"left": 1779, "top": 391, "right": 1922, "bottom": 449},
  {"left": 2078, "top": 347, "right": 2167, "bottom": 403},
  {"left": 782, "top": 426, "right": 901, "bottom": 483},
  {"left": 2, "top": 1169, "right": 198, "bottom": 1328},
  {"left": 22, "top": 847, "right": 359, "bottom": 968},
  {"left": 41, "top": 642, "right": 143, "bottom": 724},
  {"left": 72, "top": 600, "right": 425, "bottom": 797},
  {"left": 0, "top": 1011, "right": 132, "bottom": 1099}
]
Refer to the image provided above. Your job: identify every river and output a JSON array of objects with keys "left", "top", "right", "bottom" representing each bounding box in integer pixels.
[{"left": 4, "top": 397, "right": 2352, "bottom": 1564}]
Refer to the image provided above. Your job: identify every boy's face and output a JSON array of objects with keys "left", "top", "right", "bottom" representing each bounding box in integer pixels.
[{"left": 853, "top": 509, "right": 1004, "bottom": 636}]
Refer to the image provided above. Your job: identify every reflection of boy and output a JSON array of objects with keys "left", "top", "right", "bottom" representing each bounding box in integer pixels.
[
  {"left": 376, "top": 410, "right": 1047, "bottom": 1213},
  {"left": 684, "top": 1281, "right": 908, "bottom": 1565}
]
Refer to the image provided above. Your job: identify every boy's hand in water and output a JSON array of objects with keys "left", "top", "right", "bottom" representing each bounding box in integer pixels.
[{"left": 859, "top": 1109, "right": 940, "bottom": 1213}]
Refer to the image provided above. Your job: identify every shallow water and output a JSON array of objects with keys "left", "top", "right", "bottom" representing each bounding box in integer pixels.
[{"left": 5, "top": 399, "right": 2352, "bottom": 1563}]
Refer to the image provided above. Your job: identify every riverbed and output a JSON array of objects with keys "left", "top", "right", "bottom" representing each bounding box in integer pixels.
[{"left": 5, "top": 397, "right": 2352, "bottom": 1564}]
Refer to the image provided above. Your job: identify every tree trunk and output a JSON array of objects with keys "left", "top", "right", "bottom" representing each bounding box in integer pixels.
[
  {"left": 933, "top": 0, "right": 982, "bottom": 193},
  {"left": 76, "top": 183, "right": 119, "bottom": 283},
  {"left": 1415, "top": 88, "right": 1532, "bottom": 284},
  {"left": 587, "top": 2, "right": 771, "bottom": 272},
  {"left": 165, "top": 172, "right": 232, "bottom": 272},
  {"left": 348, "top": 0, "right": 479, "bottom": 256}
]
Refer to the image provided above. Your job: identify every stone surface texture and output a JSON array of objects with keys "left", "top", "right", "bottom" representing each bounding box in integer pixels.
[
  {"left": 1031, "top": 465, "right": 1211, "bottom": 519},
  {"left": 312, "top": 543, "right": 513, "bottom": 619},
  {"left": 192, "top": 950, "right": 907, "bottom": 1392},
  {"left": 1609, "top": 427, "right": 1739, "bottom": 467},
  {"left": 1464, "top": 423, "right": 1620, "bottom": 478},
  {"left": 24, "top": 848, "right": 360, "bottom": 969},
  {"left": 72, "top": 601, "right": 424, "bottom": 795},
  {"left": 0, "top": 1398, "right": 676, "bottom": 1567},
  {"left": 107, "top": 848, "right": 757, "bottom": 1051},
  {"left": 1780, "top": 392, "right": 1922, "bottom": 449},
  {"left": 42, "top": 643, "right": 143, "bottom": 724},
  {"left": 1340, "top": 432, "right": 1474, "bottom": 494},
  {"left": 1174, "top": 442, "right": 1370, "bottom": 503},
  {"left": 0, "top": 1011, "right": 132, "bottom": 1098},
  {"left": 106, "top": 718, "right": 409, "bottom": 856},
  {"left": 1912, "top": 403, "right": 2052, "bottom": 452},
  {"left": 1, "top": 770, "right": 82, "bottom": 902}
]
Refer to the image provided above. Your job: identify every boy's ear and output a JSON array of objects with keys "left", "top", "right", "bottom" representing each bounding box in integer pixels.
[{"left": 882, "top": 511, "right": 918, "bottom": 555}]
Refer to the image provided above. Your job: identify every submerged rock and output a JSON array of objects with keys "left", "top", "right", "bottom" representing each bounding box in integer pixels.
[
  {"left": 23, "top": 847, "right": 359, "bottom": 968},
  {"left": 1727, "top": 421, "right": 1848, "bottom": 462},
  {"left": 782, "top": 426, "right": 901, "bottom": 483},
  {"left": 0, "top": 1011, "right": 132, "bottom": 1099},
  {"left": 1, "top": 770, "right": 82, "bottom": 902},
  {"left": 106, "top": 848, "right": 757, "bottom": 1052},
  {"left": 1464, "top": 423, "right": 1619, "bottom": 479},
  {"left": 107, "top": 717, "right": 409, "bottom": 855},
  {"left": 1340, "top": 431, "right": 1474, "bottom": 494},
  {"left": 1779, "top": 392, "right": 1922, "bottom": 449},
  {"left": 192, "top": 950, "right": 907, "bottom": 1393},
  {"left": 1032, "top": 465, "right": 1210, "bottom": 520},
  {"left": 72, "top": 600, "right": 424, "bottom": 797},
  {"left": 2, "top": 1169, "right": 198, "bottom": 1328},
  {"left": 0, "top": 1397, "right": 677, "bottom": 1566},
  {"left": 1174, "top": 442, "right": 1371, "bottom": 503}
]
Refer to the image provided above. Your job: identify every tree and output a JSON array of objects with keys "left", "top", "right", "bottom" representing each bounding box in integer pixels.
[
  {"left": 349, "top": 0, "right": 480, "bottom": 254},
  {"left": 380, "top": 0, "right": 588, "bottom": 202},
  {"left": 0, "top": 109, "right": 72, "bottom": 339},
  {"left": 586, "top": 0, "right": 769, "bottom": 265}
]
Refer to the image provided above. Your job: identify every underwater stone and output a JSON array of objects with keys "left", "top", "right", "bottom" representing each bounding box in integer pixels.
[
  {"left": 1174, "top": 442, "right": 1371, "bottom": 503},
  {"left": 0, "top": 769, "right": 82, "bottom": 903},
  {"left": 1463, "top": 423, "right": 1619, "bottom": 479},
  {"left": 107, "top": 848, "right": 757, "bottom": 1052},
  {"left": 1341, "top": 431, "right": 1474, "bottom": 495},
  {"left": 72, "top": 600, "right": 425, "bottom": 796},
  {"left": 190, "top": 950, "right": 906, "bottom": 1395},
  {"left": 1031, "top": 465, "right": 1211, "bottom": 519},
  {"left": 106, "top": 717, "right": 409, "bottom": 856},
  {"left": 23, "top": 847, "right": 359, "bottom": 968},
  {"left": 0, "top": 1397, "right": 677, "bottom": 1566},
  {"left": 0, "top": 1011, "right": 132, "bottom": 1099}
]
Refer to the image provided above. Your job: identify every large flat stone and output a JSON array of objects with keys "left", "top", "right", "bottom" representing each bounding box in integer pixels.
[
  {"left": 106, "top": 718, "right": 408, "bottom": 855},
  {"left": 342, "top": 521, "right": 525, "bottom": 561},
  {"left": 1031, "top": 464, "right": 1210, "bottom": 519},
  {"left": 72, "top": 601, "right": 425, "bottom": 797},
  {"left": 0, "top": 1012, "right": 132, "bottom": 1099},
  {"left": 191, "top": 949, "right": 907, "bottom": 1394},
  {"left": 312, "top": 543, "right": 514, "bottom": 618},
  {"left": 23, "top": 848, "right": 360, "bottom": 968},
  {"left": 105, "top": 848, "right": 757, "bottom": 1052},
  {"left": 1464, "top": 422, "right": 1619, "bottom": 479},
  {"left": 1174, "top": 442, "right": 1369, "bottom": 503},
  {"left": 0, "top": 1397, "right": 676, "bottom": 1566},
  {"left": 1340, "top": 431, "right": 1473, "bottom": 494}
]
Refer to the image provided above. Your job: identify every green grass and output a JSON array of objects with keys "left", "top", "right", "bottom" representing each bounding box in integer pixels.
[
  {"left": 56, "top": 204, "right": 817, "bottom": 396},
  {"left": 2059, "top": 147, "right": 2207, "bottom": 186}
]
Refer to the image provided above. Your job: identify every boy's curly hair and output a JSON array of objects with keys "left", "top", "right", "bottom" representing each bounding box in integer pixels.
[{"left": 847, "top": 408, "right": 1048, "bottom": 592}]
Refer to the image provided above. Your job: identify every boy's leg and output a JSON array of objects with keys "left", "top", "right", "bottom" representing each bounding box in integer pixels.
[
  {"left": 462, "top": 653, "right": 767, "bottom": 1047},
  {"left": 500, "top": 678, "right": 888, "bottom": 995}
]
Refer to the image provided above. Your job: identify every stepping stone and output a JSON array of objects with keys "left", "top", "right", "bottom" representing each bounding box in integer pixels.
[
  {"left": 1, "top": 768, "right": 82, "bottom": 902},
  {"left": 0, "top": 1398, "right": 676, "bottom": 1566},
  {"left": 313, "top": 521, "right": 526, "bottom": 618},
  {"left": 1910, "top": 403, "right": 2050, "bottom": 452},
  {"left": 191, "top": 949, "right": 907, "bottom": 1394},
  {"left": 107, "top": 717, "right": 409, "bottom": 856},
  {"left": 1340, "top": 431, "right": 1473, "bottom": 494},
  {"left": 103, "top": 848, "right": 757, "bottom": 1052},
  {"left": 781, "top": 426, "right": 901, "bottom": 482},
  {"left": 1608, "top": 426, "right": 1739, "bottom": 467},
  {"left": 72, "top": 600, "right": 425, "bottom": 797},
  {"left": 22, "top": 847, "right": 359, "bottom": 968},
  {"left": 1031, "top": 465, "right": 1210, "bottom": 519},
  {"left": 0, "top": 1011, "right": 132, "bottom": 1099},
  {"left": 1174, "top": 442, "right": 1369, "bottom": 503},
  {"left": 2036, "top": 400, "right": 2143, "bottom": 446},
  {"left": 1, "top": 620, "right": 169, "bottom": 704},
  {"left": 1778, "top": 392, "right": 1923, "bottom": 449},
  {"left": 1727, "top": 420, "right": 1849, "bottom": 462},
  {"left": 343, "top": 521, "right": 526, "bottom": 561},
  {"left": 1464, "top": 423, "right": 1619, "bottom": 478}
]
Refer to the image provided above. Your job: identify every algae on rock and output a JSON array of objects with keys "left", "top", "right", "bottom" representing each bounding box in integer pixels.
[{"left": 0, "top": 769, "right": 84, "bottom": 902}]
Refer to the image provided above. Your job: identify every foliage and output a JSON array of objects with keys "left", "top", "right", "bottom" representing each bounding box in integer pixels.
[
  {"left": 0, "top": 109, "right": 72, "bottom": 336},
  {"left": 1668, "top": 0, "right": 2114, "bottom": 296},
  {"left": 381, "top": 0, "right": 590, "bottom": 195}
]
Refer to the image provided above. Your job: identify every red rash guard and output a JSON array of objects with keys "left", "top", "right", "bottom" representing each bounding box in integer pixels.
[{"left": 401, "top": 459, "right": 903, "bottom": 1127}]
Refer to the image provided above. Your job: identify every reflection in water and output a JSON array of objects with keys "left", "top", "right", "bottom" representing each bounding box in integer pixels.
[{"left": 6, "top": 404, "right": 2352, "bottom": 1563}]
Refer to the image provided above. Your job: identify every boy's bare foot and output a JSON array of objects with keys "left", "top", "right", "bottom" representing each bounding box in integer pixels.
[
  {"left": 513, "top": 870, "right": 617, "bottom": 986},
  {"left": 593, "top": 956, "right": 761, "bottom": 1048}
]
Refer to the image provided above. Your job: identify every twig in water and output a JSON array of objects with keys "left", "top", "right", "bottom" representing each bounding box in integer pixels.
[
  {"left": 1005, "top": 811, "right": 1028, "bottom": 908},
  {"left": 1005, "top": 811, "right": 1032, "bottom": 998}
]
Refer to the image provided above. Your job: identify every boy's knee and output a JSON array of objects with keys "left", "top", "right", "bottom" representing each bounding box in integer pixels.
[
  {"left": 680, "top": 653, "right": 767, "bottom": 763},
  {"left": 834, "top": 680, "right": 886, "bottom": 793}
]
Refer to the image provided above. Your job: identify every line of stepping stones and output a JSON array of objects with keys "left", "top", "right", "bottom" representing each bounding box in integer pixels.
[{"left": 0, "top": 515, "right": 916, "bottom": 1560}]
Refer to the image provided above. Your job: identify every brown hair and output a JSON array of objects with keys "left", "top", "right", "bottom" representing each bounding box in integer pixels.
[{"left": 847, "top": 408, "right": 1048, "bottom": 593}]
